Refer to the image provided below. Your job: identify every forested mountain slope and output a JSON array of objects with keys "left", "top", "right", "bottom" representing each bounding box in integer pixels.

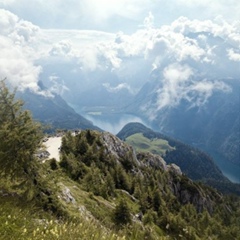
[
  {"left": 117, "top": 122, "right": 240, "bottom": 195},
  {"left": 126, "top": 79, "right": 240, "bottom": 167}
]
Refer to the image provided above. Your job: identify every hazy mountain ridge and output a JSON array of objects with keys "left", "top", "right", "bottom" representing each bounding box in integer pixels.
[
  {"left": 17, "top": 87, "right": 100, "bottom": 132},
  {"left": 126, "top": 78, "right": 240, "bottom": 167}
]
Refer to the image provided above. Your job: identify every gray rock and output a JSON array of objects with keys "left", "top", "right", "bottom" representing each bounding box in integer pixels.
[
  {"left": 61, "top": 187, "right": 76, "bottom": 204},
  {"left": 167, "top": 163, "right": 182, "bottom": 176},
  {"left": 136, "top": 152, "right": 168, "bottom": 171}
]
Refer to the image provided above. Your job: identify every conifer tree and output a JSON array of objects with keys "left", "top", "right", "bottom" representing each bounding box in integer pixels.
[
  {"left": 113, "top": 199, "right": 132, "bottom": 226},
  {"left": 0, "top": 80, "right": 43, "bottom": 184}
]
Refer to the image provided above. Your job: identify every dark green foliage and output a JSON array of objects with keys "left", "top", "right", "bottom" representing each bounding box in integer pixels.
[
  {"left": 0, "top": 80, "right": 43, "bottom": 197},
  {"left": 1, "top": 95, "right": 239, "bottom": 240},
  {"left": 59, "top": 130, "right": 134, "bottom": 198},
  {"left": 59, "top": 153, "right": 88, "bottom": 181},
  {"left": 113, "top": 164, "right": 131, "bottom": 192},
  {"left": 49, "top": 159, "right": 58, "bottom": 170},
  {"left": 153, "top": 190, "right": 161, "bottom": 211},
  {"left": 113, "top": 199, "right": 132, "bottom": 227},
  {"left": 85, "top": 129, "right": 96, "bottom": 145}
]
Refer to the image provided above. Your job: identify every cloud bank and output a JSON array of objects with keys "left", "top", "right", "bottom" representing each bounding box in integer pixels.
[
  {"left": 0, "top": 9, "right": 42, "bottom": 92},
  {"left": 0, "top": 8, "right": 239, "bottom": 116},
  {"left": 1, "top": 0, "right": 240, "bottom": 32}
]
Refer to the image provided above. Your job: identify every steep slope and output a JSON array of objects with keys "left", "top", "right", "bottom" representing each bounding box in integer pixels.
[
  {"left": 117, "top": 122, "right": 240, "bottom": 195},
  {"left": 17, "top": 88, "right": 100, "bottom": 131},
  {"left": 1, "top": 129, "right": 240, "bottom": 239}
]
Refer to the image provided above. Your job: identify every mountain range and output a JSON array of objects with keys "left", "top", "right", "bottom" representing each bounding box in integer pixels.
[
  {"left": 13, "top": 23, "right": 240, "bottom": 189},
  {"left": 126, "top": 78, "right": 240, "bottom": 167},
  {"left": 35, "top": 28, "right": 239, "bottom": 170},
  {"left": 1, "top": 80, "right": 240, "bottom": 239},
  {"left": 17, "top": 83, "right": 100, "bottom": 132}
]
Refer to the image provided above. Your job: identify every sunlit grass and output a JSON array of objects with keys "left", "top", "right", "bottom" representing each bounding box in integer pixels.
[
  {"left": 0, "top": 196, "right": 128, "bottom": 240},
  {"left": 125, "top": 133, "right": 174, "bottom": 156}
]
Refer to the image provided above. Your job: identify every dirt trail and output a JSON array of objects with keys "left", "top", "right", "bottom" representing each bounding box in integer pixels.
[{"left": 44, "top": 137, "right": 62, "bottom": 161}]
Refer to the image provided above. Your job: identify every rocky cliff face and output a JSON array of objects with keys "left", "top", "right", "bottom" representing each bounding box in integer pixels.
[
  {"left": 100, "top": 132, "right": 134, "bottom": 161},
  {"left": 99, "top": 131, "right": 220, "bottom": 213}
]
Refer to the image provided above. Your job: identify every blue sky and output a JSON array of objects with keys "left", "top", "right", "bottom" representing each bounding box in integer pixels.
[{"left": 1, "top": 0, "right": 239, "bottom": 32}]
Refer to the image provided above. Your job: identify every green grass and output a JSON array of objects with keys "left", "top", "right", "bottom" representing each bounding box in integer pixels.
[
  {"left": 0, "top": 195, "right": 124, "bottom": 240},
  {"left": 125, "top": 133, "right": 174, "bottom": 156}
]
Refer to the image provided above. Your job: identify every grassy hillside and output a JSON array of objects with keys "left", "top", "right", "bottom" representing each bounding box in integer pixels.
[
  {"left": 1, "top": 130, "right": 240, "bottom": 239},
  {"left": 125, "top": 133, "right": 174, "bottom": 155}
]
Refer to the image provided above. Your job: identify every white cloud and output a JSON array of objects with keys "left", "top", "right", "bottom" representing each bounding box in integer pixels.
[
  {"left": 36, "top": 15, "right": 240, "bottom": 107},
  {"left": 142, "top": 12, "right": 154, "bottom": 29},
  {"left": 0, "top": 37, "right": 42, "bottom": 92},
  {"left": 47, "top": 74, "right": 69, "bottom": 96},
  {"left": 156, "top": 63, "right": 194, "bottom": 109},
  {"left": 0, "top": 8, "right": 18, "bottom": 35},
  {"left": 12, "top": 20, "right": 40, "bottom": 43},
  {"left": 0, "top": 9, "right": 41, "bottom": 92},
  {"left": 49, "top": 40, "right": 72, "bottom": 57},
  {"left": 0, "top": 8, "right": 239, "bottom": 112},
  {"left": 227, "top": 49, "right": 240, "bottom": 62},
  {"left": 152, "top": 62, "right": 232, "bottom": 113},
  {"left": 103, "top": 83, "right": 132, "bottom": 93},
  {"left": 163, "top": 63, "right": 193, "bottom": 82}
]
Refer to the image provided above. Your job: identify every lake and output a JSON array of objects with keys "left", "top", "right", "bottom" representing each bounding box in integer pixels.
[
  {"left": 83, "top": 112, "right": 147, "bottom": 134},
  {"left": 71, "top": 104, "right": 240, "bottom": 184},
  {"left": 89, "top": 112, "right": 240, "bottom": 184},
  {"left": 207, "top": 151, "right": 240, "bottom": 184}
]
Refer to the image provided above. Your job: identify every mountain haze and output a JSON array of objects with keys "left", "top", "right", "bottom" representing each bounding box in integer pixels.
[
  {"left": 17, "top": 85, "right": 100, "bottom": 131},
  {"left": 127, "top": 78, "right": 240, "bottom": 167}
]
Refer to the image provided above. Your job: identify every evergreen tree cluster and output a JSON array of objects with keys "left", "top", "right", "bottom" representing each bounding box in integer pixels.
[
  {"left": 0, "top": 80, "right": 43, "bottom": 198},
  {"left": 59, "top": 129, "right": 240, "bottom": 239}
]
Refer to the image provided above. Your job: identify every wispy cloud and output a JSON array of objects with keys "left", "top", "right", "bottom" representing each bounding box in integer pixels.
[{"left": 103, "top": 83, "right": 132, "bottom": 93}]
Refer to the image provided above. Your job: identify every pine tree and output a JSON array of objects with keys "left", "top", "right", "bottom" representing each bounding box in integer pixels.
[
  {"left": 0, "top": 80, "right": 43, "bottom": 184},
  {"left": 113, "top": 199, "right": 132, "bottom": 227}
]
